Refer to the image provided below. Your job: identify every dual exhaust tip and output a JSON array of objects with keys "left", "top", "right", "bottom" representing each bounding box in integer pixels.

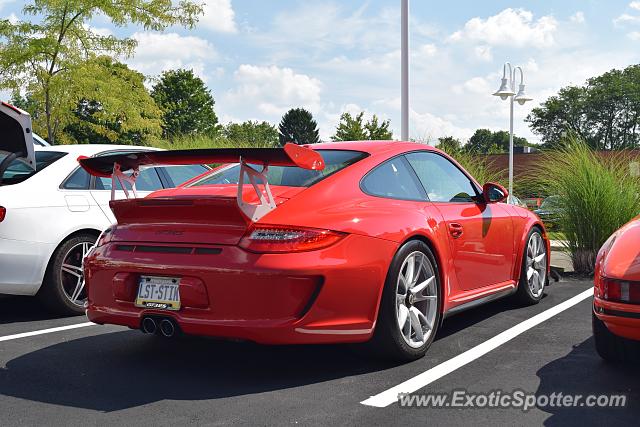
[{"left": 141, "top": 317, "right": 178, "bottom": 338}]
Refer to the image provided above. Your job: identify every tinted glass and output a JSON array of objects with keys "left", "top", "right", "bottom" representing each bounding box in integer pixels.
[
  {"left": 95, "top": 167, "right": 163, "bottom": 191},
  {"left": 361, "top": 157, "right": 425, "bottom": 200},
  {"left": 191, "top": 150, "right": 367, "bottom": 188},
  {"left": 405, "top": 152, "right": 478, "bottom": 203},
  {"left": 0, "top": 151, "right": 67, "bottom": 186},
  {"left": 160, "top": 164, "right": 209, "bottom": 186},
  {"left": 62, "top": 167, "right": 90, "bottom": 190}
]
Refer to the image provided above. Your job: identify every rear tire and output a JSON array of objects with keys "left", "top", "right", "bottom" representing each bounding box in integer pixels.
[
  {"left": 38, "top": 233, "right": 97, "bottom": 316},
  {"left": 371, "top": 240, "right": 441, "bottom": 361},
  {"left": 515, "top": 227, "right": 547, "bottom": 305},
  {"left": 592, "top": 311, "right": 634, "bottom": 362}
]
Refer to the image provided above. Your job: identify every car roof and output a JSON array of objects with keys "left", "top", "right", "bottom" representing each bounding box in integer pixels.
[
  {"left": 34, "top": 144, "right": 162, "bottom": 156},
  {"left": 306, "top": 140, "right": 437, "bottom": 156}
]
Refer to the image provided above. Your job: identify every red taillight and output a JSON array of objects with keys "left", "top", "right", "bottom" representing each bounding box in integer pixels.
[
  {"left": 0, "top": 207, "right": 5, "bottom": 222},
  {"left": 239, "top": 224, "right": 346, "bottom": 253},
  {"left": 602, "top": 277, "right": 640, "bottom": 304}
]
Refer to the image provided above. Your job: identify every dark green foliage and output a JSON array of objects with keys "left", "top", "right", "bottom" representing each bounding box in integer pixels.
[
  {"left": 332, "top": 112, "right": 392, "bottom": 141},
  {"left": 527, "top": 64, "right": 640, "bottom": 150},
  {"left": 278, "top": 108, "right": 320, "bottom": 145},
  {"left": 151, "top": 69, "right": 219, "bottom": 138}
]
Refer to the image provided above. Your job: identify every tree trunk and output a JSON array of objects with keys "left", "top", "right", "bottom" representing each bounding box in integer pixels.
[{"left": 44, "top": 86, "right": 55, "bottom": 145}]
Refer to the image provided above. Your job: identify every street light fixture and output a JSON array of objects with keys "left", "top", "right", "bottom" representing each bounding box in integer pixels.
[{"left": 492, "top": 62, "right": 532, "bottom": 203}]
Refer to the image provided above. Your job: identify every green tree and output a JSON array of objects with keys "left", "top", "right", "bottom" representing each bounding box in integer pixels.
[
  {"left": 151, "top": 69, "right": 219, "bottom": 138},
  {"left": 364, "top": 114, "right": 393, "bottom": 140},
  {"left": 62, "top": 56, "right": 162, "bottom": 145},
  {"left": 0, "top": 0, "right": 201, "bottom": 144},
  {"left": 465, "top": 129, "right": 529, "bottom": 154},
  {"left": 527, "top": 64, "right": 640, "bottom": 150},
  {"left": 436, "top": 136, "right": 463, "bottom": 156},
  {"left": 278, "top": 108, "right": 320, "bottom": 145},
  {"left": 223, "top": 121, "right": 279, "bottom": 148},
  {"left": 332, "top": 112, "right": 393, "bottom": 141}
]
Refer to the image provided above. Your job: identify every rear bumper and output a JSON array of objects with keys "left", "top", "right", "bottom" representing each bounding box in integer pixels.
[
  {"left": 593, "top": 296, "right": 640, "bottom": 341},
  {"left": 84, "top": 234, "right": 397, "bottom": 344},
  {"left": 0, "top": 237, "right": 53, "bottom": 295}
]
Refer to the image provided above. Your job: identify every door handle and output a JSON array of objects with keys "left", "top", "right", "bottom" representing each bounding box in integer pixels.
[{"left": 449, "top": 222, "right": 463, "bottom": 239}]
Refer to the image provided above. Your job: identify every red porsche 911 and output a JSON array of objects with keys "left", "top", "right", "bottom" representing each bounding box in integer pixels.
[
  {"left": 80, "top": 141, "right": 549, "bottom": 360},
  {"left": 593, "top": 216, "right": 640, "bottom": 361}
]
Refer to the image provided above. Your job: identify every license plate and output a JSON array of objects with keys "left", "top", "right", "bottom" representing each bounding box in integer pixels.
[{"left": 135, "top": 276, "right": 181, "bottom": 310}]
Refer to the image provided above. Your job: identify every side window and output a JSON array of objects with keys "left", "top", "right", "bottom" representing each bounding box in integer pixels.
[
  {"left": 61, "top": 167, "right": 90, "bottom": 190},
  {"left": 94, "top": 168, "right": 163, "bottom": 192},
  {"left": 361, "top": 157, "right": 425, "bottom": 201},
  {"left": 405, "top": 152, "right": 478, "bottom": 203},
  {"left": 159, "top": 165, "right": 209, "bottom": 187}
]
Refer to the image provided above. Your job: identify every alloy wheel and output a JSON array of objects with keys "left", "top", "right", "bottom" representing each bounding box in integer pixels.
[
  {"left": 395, "top": 251, "right": 438, "bottom": 348},
  {"left": 526, "top": 232, "right": 547, "bottom": 298},
  {"left": 59, "top": 241, "right": 92, "bottom": 307}
]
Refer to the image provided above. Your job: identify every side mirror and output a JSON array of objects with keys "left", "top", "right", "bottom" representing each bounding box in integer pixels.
[{"left": 482, "top": 182, "right": 508, "bottom": 204}]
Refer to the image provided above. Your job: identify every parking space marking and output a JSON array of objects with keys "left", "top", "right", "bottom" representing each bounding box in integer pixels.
[
  {"left": 361, "top": 287, "right": 594, "bottom": 408},
  {"left": 0, "top": 322, "right": 95, "bottom": 343}
]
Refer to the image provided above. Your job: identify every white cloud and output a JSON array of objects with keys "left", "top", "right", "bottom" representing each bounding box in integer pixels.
[
  {"left": 614, "top": 13, "right": 640, "bottom": 26},
  {"left": 7, "top": 12, "right": 18, "bottom": 24},
  {"left": 450, "top": 8, "right": 558, "bottom": 48},
  {"left": 629, "top": 31, "right": 640, "bottom": 40},
  {"left": 83, "top": 23, "right": 113, "bottom": 37},
  {"left": 225, "top": 65, "right": 322, "bottom": 116},
  {"left": 474, "top": 45, "right": 493, "bottom": 61},
  {"left": 463, "top": 76, "right": 492, "bottom": 94},
  {"left": 199, "top": 0, "right": 237, "bottom": 33},
  {"left": 418, "top": 43, "right": 437, "bottom": 57},
  {"left": 570, "top": 11, "right": 585, "bottom": 24},
  {"left": 410, "top": 109, "right": 474, "bottom": 142},
  {"left": 127, "top": 32, "right": 216, "bottom": 80},
  {"left": 631, "top": 1, "right": 640, "bottom": 11}
]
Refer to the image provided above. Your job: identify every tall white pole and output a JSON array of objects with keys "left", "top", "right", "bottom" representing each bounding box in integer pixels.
[
  {"left": 508, "top": 90, "right": 514, "bottom": 199},
  {"left": 401, "top": 0, "right": 409, "bottom": 141}
]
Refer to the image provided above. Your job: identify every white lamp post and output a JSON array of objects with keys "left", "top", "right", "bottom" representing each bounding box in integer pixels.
[
  {"left": 492, "top": 62, "right": 532, "bottom": 202},
  {"left": 401, "top": 0, "right": 409, "bottom": 141}
]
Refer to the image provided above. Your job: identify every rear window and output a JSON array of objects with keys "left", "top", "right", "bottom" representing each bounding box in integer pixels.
[
  {"left": 190, "top": 150, "right": 367, "bottom": 188},
  {"left": 0, "top": 151, "right": 67, "bottom": 186},
  {"left": 160, "top": 164, "right": 209, "bottom": 186}
]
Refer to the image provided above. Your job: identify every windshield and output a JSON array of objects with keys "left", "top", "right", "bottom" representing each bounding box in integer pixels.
[
  {"left": 0, "top": 151, "right": 67, "bottom": 186},
  {"left": 540, "top": 196, "right": 560, "bottom": 210},
  {"left": 190, "top": 150, "right": 368, "bottom": 188}
]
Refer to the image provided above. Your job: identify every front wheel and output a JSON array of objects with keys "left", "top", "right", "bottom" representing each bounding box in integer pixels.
[
  {"left": 515, "top": 227, "right": 547, "bottom": 305},
  {"left": 372, "top": 240, "right": 441, "bottom": 361},
  {"left": 38, "top": 233, "right": 96, "bottom": 316}
]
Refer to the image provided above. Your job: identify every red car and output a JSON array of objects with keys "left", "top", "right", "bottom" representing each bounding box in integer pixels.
[
  {"left": 593, "top": 216, "right": 640, "bottom": 361},
  {"left": 80, "top": 141, "right": 549, "bottom": 360}
]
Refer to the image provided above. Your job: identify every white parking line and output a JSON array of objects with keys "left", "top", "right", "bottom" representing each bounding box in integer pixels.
[
  {"left": 0, "top": 322, "right": 95, "bottom": 343},
  {"left": 361, "top": 287, "right": 594, "bottom": 408}
]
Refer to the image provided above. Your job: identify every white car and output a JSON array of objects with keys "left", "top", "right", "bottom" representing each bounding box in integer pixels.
[{"left": 0, "top": 102, "right": 209, "bottom": 314}]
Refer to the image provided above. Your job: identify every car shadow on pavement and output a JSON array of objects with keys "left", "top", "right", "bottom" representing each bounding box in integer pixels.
[
  {"left": 0, "top": 329, "right": 400, "bottom": 412},
  {"left": 0, "top": 296, "right": 76, "bottom": 324},
  {"left": 436, "top": 293, "right": 548, "bottom": 340},
  {"left": 535, "top": 337, "right": 640, "bottom": 425}
]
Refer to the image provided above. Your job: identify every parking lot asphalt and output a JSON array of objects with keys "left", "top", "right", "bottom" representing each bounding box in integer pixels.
[{"left": 0, "top": 277, "right": 638, "bottom": 426}]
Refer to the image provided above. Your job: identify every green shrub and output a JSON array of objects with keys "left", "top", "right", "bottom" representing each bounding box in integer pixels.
[
  {"left": 536, "top": 138, "right": 640, "bottom": 273},
  {"left": 151, "top": 134, "right": 255, "bottom": 150}
]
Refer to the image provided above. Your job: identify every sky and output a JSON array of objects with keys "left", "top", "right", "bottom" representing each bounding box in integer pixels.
[{"left": 2, "top": 0, "right": 640, "bottom": 144}]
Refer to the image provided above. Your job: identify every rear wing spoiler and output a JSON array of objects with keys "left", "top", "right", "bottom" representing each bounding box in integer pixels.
[{"left": 78, "top": 143, "right": 325, "bottom": 221}]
